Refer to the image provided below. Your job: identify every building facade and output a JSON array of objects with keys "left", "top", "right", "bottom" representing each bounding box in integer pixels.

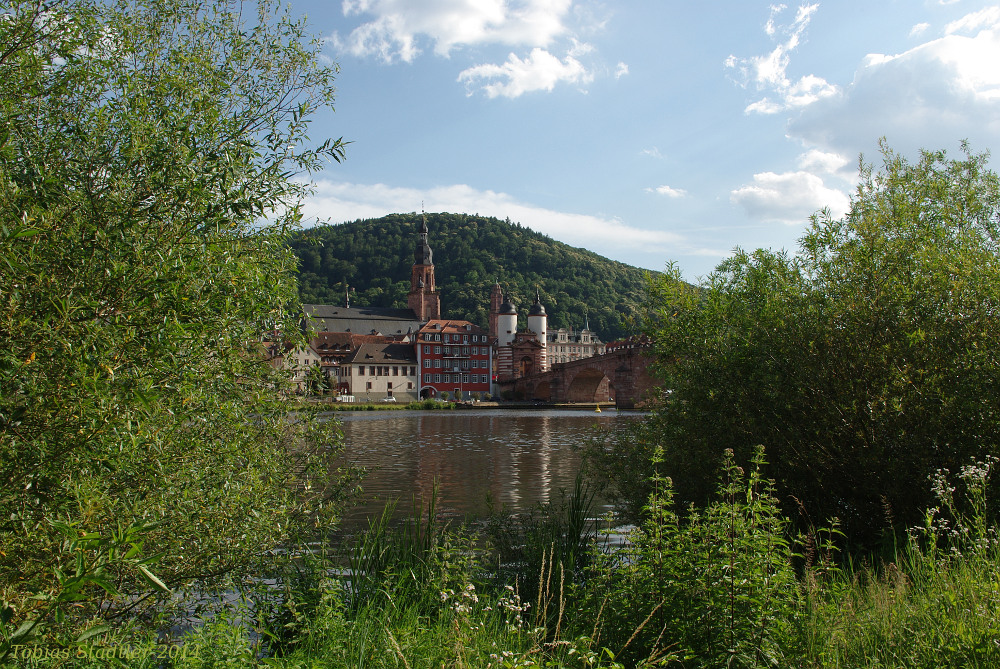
[
  {"left": 339, "top": 341, "right": 418, "bottom": 401},
  {"left": 416, "top": 320, "right": 493, "bottom": 400},
  {"left": 547, "top": 320, "right": 605, "bottom": 364}
]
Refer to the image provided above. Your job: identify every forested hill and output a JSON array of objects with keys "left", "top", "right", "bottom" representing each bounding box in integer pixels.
[{"left": 289, "top": 213, "right": 657, "bottom": 342}]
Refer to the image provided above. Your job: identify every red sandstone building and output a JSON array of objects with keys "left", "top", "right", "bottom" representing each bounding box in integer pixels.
[{"left": 416, "top": 320, "right": 493, "bottom": 400}]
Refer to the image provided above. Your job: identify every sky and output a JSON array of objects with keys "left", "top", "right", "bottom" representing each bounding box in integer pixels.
[{"left": 290, "top": 0, "right": 1000, "bottom": 280}]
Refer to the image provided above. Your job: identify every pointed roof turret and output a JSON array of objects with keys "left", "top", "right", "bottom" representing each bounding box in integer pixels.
[{"left": 528, "top": 288, "right": 546, "bottom": 316}]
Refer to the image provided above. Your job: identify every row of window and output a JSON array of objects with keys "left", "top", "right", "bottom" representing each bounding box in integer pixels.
[
  {"left": 422, "top": 345, "right": 489, "bottom": 356},
  {"left": 422, "top": 373, "right": 488, "bottom": 384},
  {"left": 421, "top": 332, "right": 486, "bottom": 343},
  {"left": 351, "top": 366, "right": 417, "bottom": 377},
  {"left": 364, "top": 382, "right": 415, "bottom": 390},
  {"left": 423, "top": 359, "right": 488, "bottom": 369}
]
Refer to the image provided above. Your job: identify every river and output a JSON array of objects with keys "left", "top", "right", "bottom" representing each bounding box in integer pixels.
[{"left": 332, "top": 409, "right": 640, "bottom": 527}]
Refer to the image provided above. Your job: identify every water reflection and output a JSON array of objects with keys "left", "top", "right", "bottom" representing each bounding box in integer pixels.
[{"left": 332, "top": 410, "right": 637, "bottom": 526}]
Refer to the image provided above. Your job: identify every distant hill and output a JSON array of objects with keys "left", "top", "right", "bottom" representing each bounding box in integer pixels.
[{"left": 289, "top": 213, "right": 657, "bottom": 342}]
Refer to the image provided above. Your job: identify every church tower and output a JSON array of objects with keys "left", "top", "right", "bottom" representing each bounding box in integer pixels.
[
  {"left": 489, "top": 280, "right": 504, "bottom": 338},
  {"left": 407, "top": 214, "right": 441, "bottom": 321}
]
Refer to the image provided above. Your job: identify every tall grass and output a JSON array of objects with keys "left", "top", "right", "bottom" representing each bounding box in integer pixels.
[{"left": 12, "top": 455, "right": 1000, "bottom": 667}]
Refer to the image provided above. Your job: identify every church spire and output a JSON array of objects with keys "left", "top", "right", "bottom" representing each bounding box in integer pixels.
[
  {"left": 408, "top": 209, "right": 440, "bottom": 321},
  {"left": 414, "top": 208, "right": 433, "bottom": 265}
]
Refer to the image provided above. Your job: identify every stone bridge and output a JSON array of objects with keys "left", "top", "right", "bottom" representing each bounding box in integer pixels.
[{"left": 497, "top": 342, "right": 659, "bottom": 410}]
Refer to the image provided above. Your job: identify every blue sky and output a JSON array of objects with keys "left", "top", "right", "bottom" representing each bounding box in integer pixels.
[{"left": 292, "top": 1, "right": 1000, "bottom": 280}]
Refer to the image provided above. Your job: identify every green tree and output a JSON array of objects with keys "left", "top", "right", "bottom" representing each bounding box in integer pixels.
[
  {"left": 0, "top": 0, "right": 348, "bottom": 644},
  {"left": 630, "top": 143, "right": 1000, "bottom": 545},
  {"left": 289, "top": 212, "right": 652, "bottom": 341}
]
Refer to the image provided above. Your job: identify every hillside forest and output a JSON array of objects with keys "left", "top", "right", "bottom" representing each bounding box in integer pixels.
[{"left": 290, "top": 213, "right": 655, "bottom": 342}]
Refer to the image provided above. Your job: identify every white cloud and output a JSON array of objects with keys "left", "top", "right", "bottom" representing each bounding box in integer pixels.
[
  {"left": 797, "top": 149, "right": 851, "bottom": 176},
  {"left": 303, "top": 180, "right": 683, "bottom": 259},
  {"left": 727, "top": 3, "right": 838, "bottom": 114},
  {"left": 458, "top": 47, "right": 593, "bottom": 97},
  {"left": 945, "top": 6, "right": 1000, "bottom": 35},
  {"left": 333, "top": 0, "right": 574, "bottom": 63},
  {"left": 730, "top": 171, "right": 850, "bottom": 225},
  {"left": 789, "top": 8, "right": 1000, "bottom": 158},
  {"left": 614, "top": 61, "right": 629, "bottom": 79},
  {"left": 640, "top": 147, "right": 663, "bottom": 158},
  {"left": 910, "top": 22, "right": 930, "bottom": 37},
  {"left": 647, "top": 185, "right": 687, "bottom": 198}
]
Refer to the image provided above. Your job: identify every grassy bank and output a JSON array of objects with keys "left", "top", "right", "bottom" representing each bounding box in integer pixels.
[{"left": 12, "top": 454, "right": 999, "bottom": 668}]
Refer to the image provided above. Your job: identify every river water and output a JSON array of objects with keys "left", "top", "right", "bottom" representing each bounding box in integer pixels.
[{"left": 333, "top": 409, "right": 640, "bottom": 527}]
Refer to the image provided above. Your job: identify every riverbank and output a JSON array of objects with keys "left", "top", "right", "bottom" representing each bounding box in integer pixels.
[
  {"left": 293, "top": 397, "right": 622, "bottom": 412},
  {"left": 45, "top": 458, "right": 1000, "bottom": 668}
]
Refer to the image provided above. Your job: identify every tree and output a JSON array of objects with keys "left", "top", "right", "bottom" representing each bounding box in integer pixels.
[
  {"left": 626, "top": 143, "right": 1000, "bottom": 545},
  {"left": 0, "top": 0, "right": 348, "bottom": 644}
]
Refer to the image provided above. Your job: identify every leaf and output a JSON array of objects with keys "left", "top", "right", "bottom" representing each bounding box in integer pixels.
[
  {"left": 75, "top": 625, "right": 110, "bottom": 643},
  {"left": 138, "top": 564, "right": 170, "bottom": 593}
]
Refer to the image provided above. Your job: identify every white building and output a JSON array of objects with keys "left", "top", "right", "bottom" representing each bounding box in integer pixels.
[{"left": 340, "top": 342, "right": 419, "bottom": 402}]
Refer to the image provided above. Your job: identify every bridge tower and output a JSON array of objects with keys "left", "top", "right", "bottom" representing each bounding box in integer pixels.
[{"left": 527, "top": 289, "right": 548, "bottom": 372}]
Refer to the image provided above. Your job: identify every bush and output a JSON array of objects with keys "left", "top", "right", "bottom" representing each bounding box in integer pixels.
[
  {"left": 637, "top": 143, "right": 1000, "bottom": 545},
  {"left": 0, "top": 0, "right": 348, "bottom": 650},
  {"left": 577, "top": 448, "right": 804, "bottom": 667}
]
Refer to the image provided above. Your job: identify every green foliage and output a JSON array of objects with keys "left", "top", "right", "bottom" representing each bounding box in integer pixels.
[
  {"left": 637, "top": 142, "right": 1000, "bottom": 545},
  {"left": 0, "top": 0, "right": 347, "bottom": 646},
  {"left": 577, "top": 448, "right": 803, "bottom": 667},
  {"left": 802, "top": 457, "right": 1000, "bottom": 667},
  {"left": 10, "top": 462, "right": 1000, "bottom": 666},
  {"left": 290, "top": 213, "right": 653, "bottom": 341},
  {"left": 483, "top": 471, "right": 598, "bottom": 626}
]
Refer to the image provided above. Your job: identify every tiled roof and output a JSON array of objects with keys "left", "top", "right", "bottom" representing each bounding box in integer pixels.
[
  {"left": 303, "top": 304, "right": 423, "bottom": 336},
  {"left": 342, "top": 342, "right": 417, "bottom": 365}
]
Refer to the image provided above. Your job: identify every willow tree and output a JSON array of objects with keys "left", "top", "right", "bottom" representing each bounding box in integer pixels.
[
  {"left": 0, "top": 0, "right": 348, "bottom": 645},
  {"left": 620, "top": 143, "right": 1000, "bottom": 546}
]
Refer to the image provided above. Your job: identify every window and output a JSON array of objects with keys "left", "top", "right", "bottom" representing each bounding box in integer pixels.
[
  {"left": 443, "top": 374, "right": 450, "bottom": 383},
  {"left": 366, "top": 382, "right": 372, "bottom": 390},
  {"left": 434, "top": 334, "right": 440, "bottom": 342},
  {"left": 434, "top": 346, "right": 441, "bottom": 354},
  {"left": 369, "top": 366, "right": 375, "bottom": 376},
  {"left": 408, "top": 382, "right": 413, "bottom": 389},
  {"left": 471, "top": 346, "right": 477, "bottom": 355},
  {"left": 463, "top": 335, "right": 468, "bottom": 343},
  {"left": 434, "top": 359, "right": 441, "bottom": 368},
  {"left": 410, "top": 367, "right": 416, "bottom": 376},
  {"left": 424, "top": 374, "right": 431, "bottom": 383},
  {"left": 462, "top": 347, "right": 469, "bottom": 355},
  {"left": 424, "top": 360, "right": 431, "bottom": 368},
  {"left": 423, "top": 345, "right": 429, "bottom": 354},
  {"left": 462, "top": 374, "right": 469, "bottom": 384},
  {"left": 434, "top": 374, "right": 441, "bottom": 383},
  {"left": 392, "top": 366, "right": 398, "bottom": 376}
]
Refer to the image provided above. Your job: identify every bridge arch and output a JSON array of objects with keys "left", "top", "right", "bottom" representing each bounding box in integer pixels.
[
  {"left": 566, "top": 368, "right": 612, "bottom": 403},
  {"left": 532, "top": 380, "right": 552, "bottom": 401}
]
